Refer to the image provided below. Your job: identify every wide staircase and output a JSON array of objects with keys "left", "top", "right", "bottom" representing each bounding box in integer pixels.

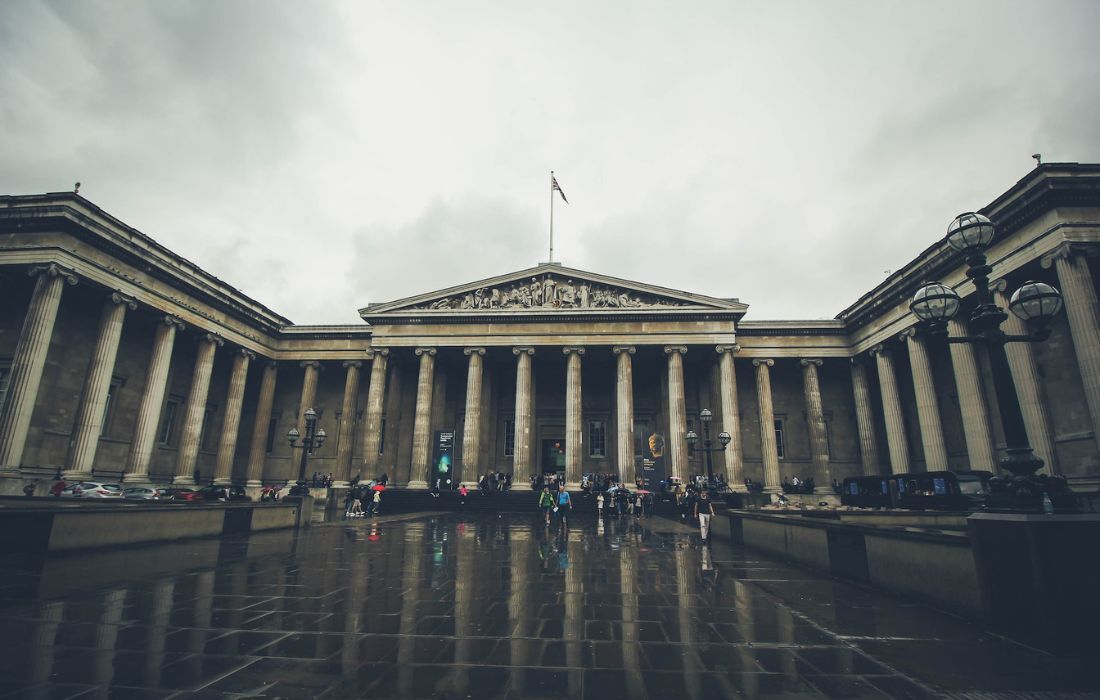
[{"left": 344, "top": 487, "right": 688, "bottom": 518}]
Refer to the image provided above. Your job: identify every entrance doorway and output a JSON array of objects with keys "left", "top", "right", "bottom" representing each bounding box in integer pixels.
[{"left": 541, "top": 439, "right": 566, "bottom": 484}]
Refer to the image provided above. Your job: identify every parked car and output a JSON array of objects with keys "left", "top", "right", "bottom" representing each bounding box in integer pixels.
[
  {"left": 196, "top": 484, "right": 250, "bottom": 502},
  {"left": 122, "top": 486, "right": 171, "bottom": 501},
  {"left": 166, "top": 488, "right": 201, "bottom": 502},
  {"left": 73, "top": 482, "right": 123, "bottom": 499}
]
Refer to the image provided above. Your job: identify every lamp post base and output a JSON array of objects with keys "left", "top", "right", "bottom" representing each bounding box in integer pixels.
[{"left": 985, "top": 473, "right": 1078, "bottom": 513}]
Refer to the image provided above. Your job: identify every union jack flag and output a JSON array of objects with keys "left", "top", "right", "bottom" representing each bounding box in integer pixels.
[{"left": 552, "top": 174, "right": 568, "bottom": 204}]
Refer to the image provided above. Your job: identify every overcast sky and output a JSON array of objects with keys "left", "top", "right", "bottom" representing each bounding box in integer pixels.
[{"left": 2, "top": 1, "right": 1098, "bottom": 325}]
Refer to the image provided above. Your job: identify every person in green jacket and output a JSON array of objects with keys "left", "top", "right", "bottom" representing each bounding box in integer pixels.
[{"left": 538, "top": 487, "right": 555, "bottom": 525}]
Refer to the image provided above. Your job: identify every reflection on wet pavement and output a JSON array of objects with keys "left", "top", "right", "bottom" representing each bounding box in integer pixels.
[{"left": 0, "top": 512, "right": 1095, "bottom": 699}]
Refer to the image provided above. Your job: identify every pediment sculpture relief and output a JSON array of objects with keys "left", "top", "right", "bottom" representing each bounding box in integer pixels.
[{"left": 413, "top": 275, "right": 692, "bottom": 311}]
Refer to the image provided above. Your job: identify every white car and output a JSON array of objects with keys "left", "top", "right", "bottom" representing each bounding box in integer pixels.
[
  {"left": 63, "top": 481, "right": 123, "bottom": 499},
  {"left": 122, "top": 486, "right": 170, "bottom": 501}
]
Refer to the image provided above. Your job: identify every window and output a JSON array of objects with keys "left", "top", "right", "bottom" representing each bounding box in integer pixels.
[
  {"left": 588, "top": 420, "right": 606, "bottom": 458},
  {"left": 99, "top": 380, "right": 123, "bottom": 437},
  {"left": 0, "top": 360, "right": 11, "bottom": 414},
  {"left": 158, "top": 400, "right": 180, "bottom": 446},
  {"left": 504, "top": 419, "right": 515, "bottom": 457},
  {"left": 199, "top": 408, "right": 216, "bottom": 451},
  {"left": 265, "top": 417, "right": 278, "bottom": 453},
  {"left": 774, "top": 419, "right": 785, "bottom": 459}
]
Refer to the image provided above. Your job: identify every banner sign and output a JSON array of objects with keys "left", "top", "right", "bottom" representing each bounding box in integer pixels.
[{"left": 432, "top": 430, "right": 455, "bottom": 490}]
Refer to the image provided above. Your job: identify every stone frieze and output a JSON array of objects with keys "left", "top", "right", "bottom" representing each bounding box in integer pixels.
[{"left": 411, "top": 274, "right": 693, "bottom": 311}]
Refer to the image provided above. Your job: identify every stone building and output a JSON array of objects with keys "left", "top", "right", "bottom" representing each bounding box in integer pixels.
[{"left": 1, "top": 163, "right": 1098, "bottom": 495}]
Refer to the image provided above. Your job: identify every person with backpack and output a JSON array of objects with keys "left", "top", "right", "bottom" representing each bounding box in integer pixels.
[{"left": 538, "top": 487, "right": 555, "bottom": 525}]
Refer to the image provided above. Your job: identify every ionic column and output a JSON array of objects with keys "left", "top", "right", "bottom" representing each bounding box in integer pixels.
[
  {"left": 563, "top": 346, "right": 585, "bottom": 488},
  {"left": 512, "top": 347, "right": 535, "bottom": 485},
  {"left": 334, "top": 360, "right": 362, "bottom": 485},
  {"left": 613, "top": 346, "right": 636, "bottom": 479},
  {"left": 1043, "top": 244, "right": 1100, "bottom": 453},
  {"left": 801, "top": 359, "right": 832, "bottom": 491},
  {"left": 872, "top": 344, "right": 910, "bottom": 474},
  {"left": 213, "top": 348, "right": 254, "bottom": 484},
  {"left": 361, "top": 349, "right": 389, "bottom": 476},
  {"left": 244, "top": 361, "right": 277, "bottom": 487},
  {"left": 753, "top": 359, "right": 781, "bottom": 492},
  {"left": 174, "top": 333, "right": 224, "bottom": 484},
  {"left": 125, "top": 315, "right": 186, "bottom": 482},
  {"left": 664, "top": 346, "right": 688, "bottom": 480},
  {"left": 716, "top": 345, "right": 745, "bottom": 490},
  {"left": 899, "top": 328, "right": 948, "bottom": 471},
  {"left": 849, "top": 358, "right": 881, "bottom": 475},
  {"left": 409, "top": 347, "right": 437, "bottom": 489},
  {"left": 947, "top": 317, "right": 996, "bottom": 471},
  {"left": 461, "top": 348, "right": 486, "bottom": 484},
  {"left": 0, "top": 264, "right": 77, "bottom": 474},
  {"left": 992, "top": 281, "right": 1057, "bottom": 471},
  {"left": 66, "top": 292, "right": 137, "bottom": 478},
  {"left": 295, "top": 360, "right": 322, "bottom": 439}
]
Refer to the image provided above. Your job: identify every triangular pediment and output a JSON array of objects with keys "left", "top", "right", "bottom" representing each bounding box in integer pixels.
[{"left": 359, "top": 263, "right": 747, "bottom": 320}]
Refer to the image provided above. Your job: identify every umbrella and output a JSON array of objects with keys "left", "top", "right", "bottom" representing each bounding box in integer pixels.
[
  {"left": 372, "top": 484, "right": 386, "bottom": 492},
  {"left": 636, "top": 489, "right": 652, "bottom": 495}
]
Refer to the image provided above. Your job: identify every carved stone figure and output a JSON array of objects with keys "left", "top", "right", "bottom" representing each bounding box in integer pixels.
[
  {"left": 531, "top": 278, "right": 543, "bottom": 306},
  {"left": 559, "top": 280, "right": 576, "bottom": 307},
  {"left": 578, "top": 283, "right": 590, "bottom": 308},
  {"left": 543, "top": 277, "right": 556, "bottom": 307}
]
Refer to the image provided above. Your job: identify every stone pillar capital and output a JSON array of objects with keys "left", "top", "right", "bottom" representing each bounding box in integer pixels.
[
  {"left": 612, "top": 345, "right": 636, "bottom": 355},
  {"left": 800, "top": 358, "right": 823, "bottom": 368},
  {"left": 415, "top": 347, "right": 437, "bottom": 357},
  {"left": 29, "top": 263, "right": 78, "bottom": 286},
  {"left": 512, "top": 346, "right": 536, "bottom": 356},
  {"left": 463, "top": 347, "right": 486, "bottom": 356},
  {"left": 342, "top": 359, "right": 363, "bottom": 368},
  {"left": 663, "top": 345, "right": 688, "bottom": 356},
  {"left": 200, "top": 332, "right": 225, "bottom": 347},
  {"left": 108, "top": 291, "right": 138, "bottom": 310},
  {"left": 236, "top": 347, "right": 257, "bottom": 361},
  {"left": 562, "top": 346, "right": 585, "bottom": 356},
  {"left": 989, "top": 278, "right": 1010, "bottom": 294},
  {"left": 300, "top": 359, "right": 323, "bottom": 369},
  {"left": 898, "top": 327, "right": 918, "bottom": 342},
  {"left": 716, "top": 344, "right": 741, "bottom": 355},
  {"left": 1041, "top": 242, "right": 1099, "bottom": 269},
  {"left": 752, "top": 358, "right": 774, "bottom": 367},
  {"left": 365, "top": 348, "right": 389, "bottom": 359},
  {"left": 870, "top": 343, "right": 890, "bottom": 357},
  {"left": 161, "top": 314, "right": 186, "bottom": 331}
]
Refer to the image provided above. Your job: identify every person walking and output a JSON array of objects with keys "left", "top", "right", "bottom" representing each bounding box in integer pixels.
[
  {"left": 596, "top": 492, "right": 604, "bottom": 518},
  {"left": 539, "top": 487, "right": 555, "bottom": 525},
  {"left": 556, "top": 487, "right": 573, "bottom": 527},
  {"left": 695, "top": 490, "right": 715, "bottom": 543},
  {"left": 458, "top": 483, "right": 468, "bottom": 507},
  {"left": 368, "top": 489, "right": 382, "bottom": 516}
]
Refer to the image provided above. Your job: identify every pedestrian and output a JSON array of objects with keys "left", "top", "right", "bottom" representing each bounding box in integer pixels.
[
  {"left": 344, "top": 488, "right": 356, "bottom": 515},
  {"left": 349, "top": 494, "right": 364, "bottom": 517},
  {"left": 596, "top": 492, "right": 604, "bottom": 517},
  {"left": 23, "top": 480, "right": 37, "bottom": 497},
  {"left": 50, "top": 478, "right": 66, "bottom": 497},
  {"left": 556, "top": 487, "right": 573, "bottom": 526},
  {"left": 695, "top": 489, "right": 715, "bottom": 543},
  {"left": 458, "top": 483, "right": 468, "bottom": 506},
  {"left": 368, "top": 488, "right": 382, "bottom": 516},
  {"left": 538, "top": 487, "right": 555, "bottom": 525}
]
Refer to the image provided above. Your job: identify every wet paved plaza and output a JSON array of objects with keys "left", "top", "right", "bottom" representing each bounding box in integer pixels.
[{"left": 0, "top": 511, "right": 1096, "bottom": 699}]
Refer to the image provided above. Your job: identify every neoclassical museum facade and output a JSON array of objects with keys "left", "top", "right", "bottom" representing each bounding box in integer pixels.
[{"left": 2, "top": 163, "right": 1099, "bottom": 495}]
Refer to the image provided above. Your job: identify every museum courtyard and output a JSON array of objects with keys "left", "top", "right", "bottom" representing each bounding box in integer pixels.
[{"left": 0, "top": 510, "right": 1095, "bottom": 699}]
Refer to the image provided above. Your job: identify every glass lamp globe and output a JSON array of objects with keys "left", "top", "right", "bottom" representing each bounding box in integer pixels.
[
  {"left": 946, "top": 212, "right": 996, "bottom": 253},
  {"left": 718, "top": 431, "right": 732, "bottom": 447},
  {"left": 1009, "top": 280, "right": 1063, "bottom": 322},
  {"left": 910, "top": 282, "right": 961, "bottom": 322},
  {"left": 304, "top": 407, "right": 317, "bottom": 424},
  {"left": 287, "top": 427, "right": 300, "bottom": 444},
  {"left": 685, "top": 430, "right": 698, "bottom": 446},
  {"left": 699, "top": 408, "right": 713, "bottom": 423},
  {"left": 316, "top": 428, "right": 327, "bottom": 445}
]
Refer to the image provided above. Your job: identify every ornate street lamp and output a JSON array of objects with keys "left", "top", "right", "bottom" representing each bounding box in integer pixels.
[
  {"left": 287, "top": 407, "right": 327, "bottom": 497},
  {"left": 909, "top": 213, "right": 1072, "bottom": 512},
  {"left": 685, "top": 408, "right": 732, "bottom": 491}
]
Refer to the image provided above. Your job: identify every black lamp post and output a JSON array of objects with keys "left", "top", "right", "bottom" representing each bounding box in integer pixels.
[
  {"left": 910, "top": 212, "right": 1073, "bottom": 512},
  {"left": 287, "top": 407, "right": 327, "bottom": 497},
  {"left": 685, "top": 408, "right": 732, "bottom": 491}
]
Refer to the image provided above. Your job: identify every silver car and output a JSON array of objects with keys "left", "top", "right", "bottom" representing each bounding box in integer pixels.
[{"left": 122, "top": 486, "right": 169, "bottom": 501}]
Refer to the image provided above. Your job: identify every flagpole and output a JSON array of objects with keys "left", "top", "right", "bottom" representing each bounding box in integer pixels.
[{"left": 549, "top": 170, "right": 555, "bottom": 263}]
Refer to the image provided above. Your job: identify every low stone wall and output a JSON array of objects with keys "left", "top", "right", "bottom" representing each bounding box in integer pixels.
[
  {"left": 727, "top": 510, "right": 979, "bottom": 618},
  {"left": 0, "top": 499, "right": 302, "bottom": 552}
]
